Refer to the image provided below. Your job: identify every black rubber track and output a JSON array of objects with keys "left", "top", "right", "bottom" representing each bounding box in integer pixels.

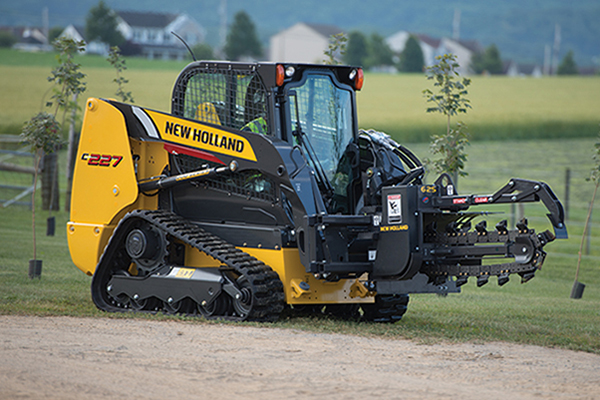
[
  {"left": 91, "top": 209, "right": 284, "bottom": 322},
  {"left": 361, "top": 294, "right": 410, "bottom": 323}
]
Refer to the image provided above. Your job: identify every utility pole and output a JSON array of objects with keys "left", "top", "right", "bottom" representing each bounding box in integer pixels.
[
  {"left": 42, "top": 7, "right": 49, "bottom": 46},
  {"left": 543, "top": 44, "right": 551, "bottom": 76},
  {"left": 552, "top": 23, "right": 561, "bottom": 75},
  {"left": 452, "top": 9, "right": 461, "bottom": 41},
  {"left": 218, "top": 0, "right": 227, "bottom": 59}
]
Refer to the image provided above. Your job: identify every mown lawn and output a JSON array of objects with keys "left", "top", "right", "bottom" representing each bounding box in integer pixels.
[{"left": 1, "top": 137, "right": 599, "bottom": 353}]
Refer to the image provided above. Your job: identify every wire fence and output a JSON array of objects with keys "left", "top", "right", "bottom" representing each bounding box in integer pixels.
[{"left": 0, "top": 135, "right": 35, "bottom": 208}]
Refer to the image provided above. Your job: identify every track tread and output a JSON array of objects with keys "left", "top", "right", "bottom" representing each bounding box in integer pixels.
[{"left": 91, "top": 209, "right": 284, "bottom": 322}]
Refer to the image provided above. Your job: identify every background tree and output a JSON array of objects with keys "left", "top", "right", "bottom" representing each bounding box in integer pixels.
[
  {"left": 224, "top": 11, "right": 262, "bottom": 61},
  {"left": 399, "top": 35, "right": 424, "bottom": 72},
  {"left": 191, "top": 43, "right": 215, "bottom": 60},
  {"left": 85, "top": 0, "right": 124, "bottom": 47},
  {"left": 558, "top": 50, "right": 578, "bottom": 75},
  {"left": 0, "top": 30, "right": 17, "bottom": 48},
  {"left": 344, "top": 31, "right": 368, "bottom": 66},
  {"left": 45, "top": 38, "right": 87, "bottom": 213},
  {"left": 365, "top": 33, "right": 394, "bottom": 69},
  {"left": 572, "top": 130, "right": 600, "bottom": 298},
  {"left": 107, "top": 46, "right": 133, "bottom": 103},
  {"left": 21, "top": 37, "right": 86, "bottom": 264},
  {"left": 20, "top": 113, "right": 62, "bottom": 266},
  {"left": 48, "top": 26, "right": 64, "bottom": 44},
  {"left": 323, "top": 32, "right": 347, "bottom": 65},
  {"left": 423, "top": 54, "right": 471, "bottom": 185},
  {"left": 472, "top": 44, "right": 503, "bottom": 75}
]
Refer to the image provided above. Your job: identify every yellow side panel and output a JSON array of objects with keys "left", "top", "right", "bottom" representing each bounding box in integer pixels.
[
  {"left": 242, "top": 248, "right": 374, "bottom": 305},
  {"left": 67, "top": 224, "right": 115, "bottom": 276},
  {"left": 69, "top": 98, "right": 138, "bottom": 225},
  {"left": 68, "top": 98, "right": 139, "bottom": 275}
]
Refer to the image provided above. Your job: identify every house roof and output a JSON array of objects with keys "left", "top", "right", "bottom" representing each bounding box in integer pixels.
[
  {"left": 66, "top": 25, "right": 87, "bottom": 41},
  {"left": 0, "top": 26, "right": 46, "bottom": 44},
  {"left": 414, "top": 34, "right": 440, "bottom": 48},
  {"left": 117, "top": 11, "right": 179, "bottom": 28},
  {"left": 455, "top": 39, "right": 482, "bottom": 54},
  {"left": 304, "top": 23, "right": 344, "bottom": 38}
]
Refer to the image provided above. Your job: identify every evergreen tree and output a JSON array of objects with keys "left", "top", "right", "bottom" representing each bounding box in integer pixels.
[
  {"left": 472, "top": 44, "right": 503, "bottom": 75},
  {"left": 191, "top": 43, "right": 215, "bottom": 60},
  {"left": 399, "top": 35, "right": 424, "bottom": 72},
  {"left": 365, "top": 33, "right": 393, "bottom": 68},
  {"left": 558, "top": 50, "right": 578, "bottom": 75},
  {"left": 344, "top": 31, "right": 368, "bottom": 66},
  {"left": 224, "top": 11, "right": 262, "bottom": 61},
  {"left": 85, "top": 1, "right": 124, "bottom": 47},
  {"left": 0, "top": 31, "right": 17, "bottom": 48}
]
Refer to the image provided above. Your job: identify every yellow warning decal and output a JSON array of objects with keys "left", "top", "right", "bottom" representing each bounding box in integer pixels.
[
  {"left": 145, "top": 109, "right": 257, "bottom": 162},
  {"left": 175, "top": 268, "right": 195, "bottom": 279},
  {"left": 380, "top": 225, "right": 409, "bottom": 232}
]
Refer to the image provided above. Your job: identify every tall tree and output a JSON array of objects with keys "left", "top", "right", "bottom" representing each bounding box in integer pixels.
[
  {"left": 558, "top": 50, "right": 578, "bottom": 75},
  {"left": 423, "top": 54, "right": 472, "bottom": 185},
  {"left": 365, "top": 33, "right": 394, "bottom": 68},
  {"left": 399, "top": 35, "right": 424, "bottom": 72},
  {"left": 85, "top": 0, "right": 124, "bottom": 47},
  {"left": 344, "top": 31, "right": 368, "bottom": 66},
  {"left": 224, "top": 11, "right": 262, "bottom": 61},
  {"left": 323, "top": 33, "right": 347, "bottom": 65},
  {"left": 0, "top": 31, "right": 17, "bottom": 48},
  {"left": 472, "top": 44, "right": 503, "bottom": 75}
]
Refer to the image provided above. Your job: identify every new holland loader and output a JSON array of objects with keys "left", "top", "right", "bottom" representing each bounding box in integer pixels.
[{"left": 67, "top": 61, "right": 567, "bottom": 322}]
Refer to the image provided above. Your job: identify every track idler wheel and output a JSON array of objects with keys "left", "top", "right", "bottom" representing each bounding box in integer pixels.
[
  {"left": 124, "top": 224, "right": 167, "bottom": 275},
  {"left": 198, "top": 293, "right": 230, "bottom": 318}
]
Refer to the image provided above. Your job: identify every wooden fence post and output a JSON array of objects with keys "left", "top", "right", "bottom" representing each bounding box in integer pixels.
[{"left": 565, "top": 168, "right": 571, "bottom": 220}]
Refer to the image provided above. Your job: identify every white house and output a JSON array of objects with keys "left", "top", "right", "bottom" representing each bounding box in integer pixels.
[
  {"left": 387, "top": 31, "right": 481, "bottom": 75},
  {"left": 439, "top": 38, "right": 482, "bottom": 75},
  {"left": 116, "top": 11, "right": 205, "bottom": 60},
  {"left": 386, "top": 31, "right": 441, "bottom": 68},
  {"left": 5, "top": 26, "right": 51, "bottom": 52},
  {"left": 59, "top": 25, "right": 109, "bottom": 55},
  {"left": 504, "top": 61, "right": 543, "bottom": 78},
  {"left": 270, "top": 22, "right": 344, "bottom": 63}
]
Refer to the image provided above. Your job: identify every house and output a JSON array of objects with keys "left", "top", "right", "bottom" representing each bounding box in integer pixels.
[
  {"left": 59, "top": 25, "right": 109, "bottom": 55},
  {"left": 60, "top": 11, "right": 205, "bottom": 60},
  {"left": 116, "top": 11, "right": 205, "bottom": 60},
  {"left": 503, "top": 61, "right": 543, "bottom": 78},
  {"left": 439, "top": 38, "right": 482, "bottom": 75},
  {"left": 386, "top": 31, "right": 482, "bottom": 75},
  {"left": 2, "top": 26, "right": 51, "bottom": 52},
  {"left": 270, "top": 22, "right": 344, "bottom": 63},
  {"left": 386, "top": 31, "right": 441, "bottom": 68}
]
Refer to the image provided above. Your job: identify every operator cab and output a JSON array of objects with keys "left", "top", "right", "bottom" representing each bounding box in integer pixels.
[{"left": 277, "top": 65, "right": 364, "bottom": 214}]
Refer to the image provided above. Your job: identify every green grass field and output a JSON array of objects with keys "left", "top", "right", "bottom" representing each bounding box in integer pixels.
[
  {"left": 1, "top": 48, "right": 599, "bottom": 141},
  {"left": 0, "top": 48, "right": 599, "bottom": 354}
]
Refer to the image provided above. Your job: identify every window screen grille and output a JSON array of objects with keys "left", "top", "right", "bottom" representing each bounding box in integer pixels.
[{"left": 172, "top": 66, "right": 269, "bottom": 134}]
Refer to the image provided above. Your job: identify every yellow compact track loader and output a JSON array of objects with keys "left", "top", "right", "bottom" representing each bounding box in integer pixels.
[{"left": 68, "top": 61, "right": 567, "bottom": 322}]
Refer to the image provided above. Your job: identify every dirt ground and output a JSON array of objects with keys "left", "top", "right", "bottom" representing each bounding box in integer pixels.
[{"left": 1, "top": 315, "right": 599, "bottom": 400}]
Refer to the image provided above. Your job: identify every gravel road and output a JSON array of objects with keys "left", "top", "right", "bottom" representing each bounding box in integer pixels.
[{"left": 1, "top": 315, "right": 599, "bottom": 399}]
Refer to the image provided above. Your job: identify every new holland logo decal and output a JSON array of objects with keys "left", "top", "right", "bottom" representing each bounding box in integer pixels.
[{"left": 138, "top": 108, "right": 257, "bottom": 162}]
